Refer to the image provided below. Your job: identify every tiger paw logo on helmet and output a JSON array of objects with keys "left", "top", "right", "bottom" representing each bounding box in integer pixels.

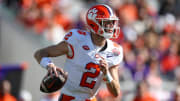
[{"left": 88, "top": 8, "right": 98, "bottom": 20}]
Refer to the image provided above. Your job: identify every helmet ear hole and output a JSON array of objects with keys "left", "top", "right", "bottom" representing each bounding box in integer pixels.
[{"left": 90, "top": 24, "right": 94, "bottom": 27}]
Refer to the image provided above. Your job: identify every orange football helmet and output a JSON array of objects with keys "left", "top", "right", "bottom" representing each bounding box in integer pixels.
[{"left": 86, "top": 4, "right": 120, "bottom": 39}]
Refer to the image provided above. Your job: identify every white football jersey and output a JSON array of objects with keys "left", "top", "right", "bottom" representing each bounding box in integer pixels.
[{"left": 61, "top": 29, "right": 123, "bottom": 101}]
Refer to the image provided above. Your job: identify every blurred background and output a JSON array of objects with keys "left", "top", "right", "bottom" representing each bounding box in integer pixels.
[{"left": 0, "top": 0, "right": 180, "bottom": 101}]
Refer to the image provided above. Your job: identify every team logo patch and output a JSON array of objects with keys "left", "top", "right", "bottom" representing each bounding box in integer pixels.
[
  {"left": 82, "top": 45, "right": 90, "bottom": 50},
  {"left": 112, "top": 48, "right": 120, "bottom": 56}
]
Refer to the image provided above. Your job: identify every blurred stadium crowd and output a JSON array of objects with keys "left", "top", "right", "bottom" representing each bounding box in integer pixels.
[{"left": 0, "top": 0, "right": 180, "bottom": 101}]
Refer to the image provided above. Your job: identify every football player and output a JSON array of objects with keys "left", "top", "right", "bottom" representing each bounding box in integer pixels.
[{"left": 34, "top": 4, "right": 123, "bottom": 101}]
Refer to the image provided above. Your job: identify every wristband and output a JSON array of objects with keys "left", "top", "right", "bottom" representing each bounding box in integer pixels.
[
  {"left": 40, "top": 57, "right": 52, "bottom": 69},
  {"left": 105, "top": 72, "right": 113, "bottom": 83}
]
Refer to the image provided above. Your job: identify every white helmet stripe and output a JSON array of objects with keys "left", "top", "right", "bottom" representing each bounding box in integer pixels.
[{"left": 103, "top": 4, "right": 114, "bottom": 16}]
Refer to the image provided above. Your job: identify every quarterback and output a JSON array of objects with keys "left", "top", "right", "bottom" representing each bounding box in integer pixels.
[{"left": 34, "top": 4, "right": 123, "bottom": 101}]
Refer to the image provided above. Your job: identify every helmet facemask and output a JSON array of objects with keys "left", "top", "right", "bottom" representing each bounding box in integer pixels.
[{"left": 96, "top": 18, "right": 120, "bottom": 39}]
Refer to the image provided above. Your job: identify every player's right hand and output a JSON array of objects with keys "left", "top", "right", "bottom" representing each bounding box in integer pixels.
[
  {"left": 47, "top": 63, "right": 58, "bottom": 77},
  {"left": 47, "top": 63, "right": 67, "bottom": 78}
]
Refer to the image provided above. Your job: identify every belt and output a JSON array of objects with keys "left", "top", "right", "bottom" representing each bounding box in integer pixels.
[{"left": 59, "top": 93, "right": 97, "bottom": 101}]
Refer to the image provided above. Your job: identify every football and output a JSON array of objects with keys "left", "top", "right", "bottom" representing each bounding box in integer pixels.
[{"left": 40, "top": 70, "right": 68, "bottom": 93}]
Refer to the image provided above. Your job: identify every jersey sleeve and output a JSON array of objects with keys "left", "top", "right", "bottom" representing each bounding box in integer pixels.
[
  {"left": 63, "top": 29, "right": 78, "bottom": 59},
  {"left": 63, "top": 29, "right": 77, "bottom": 45},
  {"left": 63, "top": 29, "right": 87, "bottom": 59},
  {"left": 63, "top": 29, "right": 86, "bottom": 44},
  {"left": 108, "top": 46, "right": 123, "bottom": 67}
]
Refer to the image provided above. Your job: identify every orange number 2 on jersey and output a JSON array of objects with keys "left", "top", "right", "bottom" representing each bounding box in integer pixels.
[
  {"left": 64, "top": 32, "right": 72, "bottom": 40},
  {"left": 80, "top": 62, "right": 100, "bottom": 89}
]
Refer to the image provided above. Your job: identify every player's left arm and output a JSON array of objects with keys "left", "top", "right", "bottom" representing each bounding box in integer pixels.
[
  {"left": 106, "top": 64, "right": 120, "bottom": 97},
  {"left": 99, "top": 58, "right": 120, "bottom": 97},
  {"left": 100, "top": 43, "right": 123, "bottom": 97}
]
